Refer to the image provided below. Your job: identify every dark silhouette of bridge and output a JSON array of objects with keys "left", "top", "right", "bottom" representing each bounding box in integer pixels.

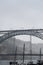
[{"left": 0, "top": 29, "right": 43, "bottom": 43}]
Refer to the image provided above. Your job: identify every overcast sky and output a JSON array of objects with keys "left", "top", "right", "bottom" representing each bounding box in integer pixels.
[{"left": 0, "top": 0, "right": 43, "bottom": 43}]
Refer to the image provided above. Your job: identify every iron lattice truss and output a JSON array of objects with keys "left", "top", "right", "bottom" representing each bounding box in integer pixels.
[{"left": 0, "top": 29, "right": 43, "bottom": 43}]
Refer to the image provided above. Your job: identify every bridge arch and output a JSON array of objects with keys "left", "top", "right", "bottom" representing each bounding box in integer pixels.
[{"left": 0, "top": 29, "right": 43, "bottom": 43}]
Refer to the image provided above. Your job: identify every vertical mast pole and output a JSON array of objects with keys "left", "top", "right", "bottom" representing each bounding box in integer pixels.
[
  {"left": 14, "top": 46, "right": 17, "bottom": 62},
  {"left": 30, "top": 35, "right": 32, "bottom": 62},
  {"left": 40, "top": 48, "right": 41, "bottom": 61},
  {"left": 23, "top": 43, "right": 25, "bottom": 64}
]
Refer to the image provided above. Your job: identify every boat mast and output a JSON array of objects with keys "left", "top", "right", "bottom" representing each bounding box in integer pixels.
[
  {"left": 39, "top": 48, "right": 41, "bottom": 61},
  {"left": 23, "top": 43, "right": 25, "bottom": 63},
  {"left": 30, "top": 35, "right": 32, "bottom": 62},
  {"left": 14, "top": 46, "right": 17, "bottom": 62}
]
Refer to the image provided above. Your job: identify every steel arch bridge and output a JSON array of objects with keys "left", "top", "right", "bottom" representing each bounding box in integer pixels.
[{"left": 0, "top": 29, "right": 43, "bottom": 43}]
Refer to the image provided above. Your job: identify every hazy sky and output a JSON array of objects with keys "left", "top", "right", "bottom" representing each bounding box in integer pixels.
[{"left": 0, "top": 0, "right": 43, "bottom": 43}]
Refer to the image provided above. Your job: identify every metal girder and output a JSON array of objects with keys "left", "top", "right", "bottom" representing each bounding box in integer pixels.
[
  {"left": 0, "top": 29, "right": 43, "bottom": 33},
  {"left": 0, "top": 29, "right": 43, "bottom": 43},
  {"left": 32, "top": 32, "right": 43, "bottom": 39}
]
